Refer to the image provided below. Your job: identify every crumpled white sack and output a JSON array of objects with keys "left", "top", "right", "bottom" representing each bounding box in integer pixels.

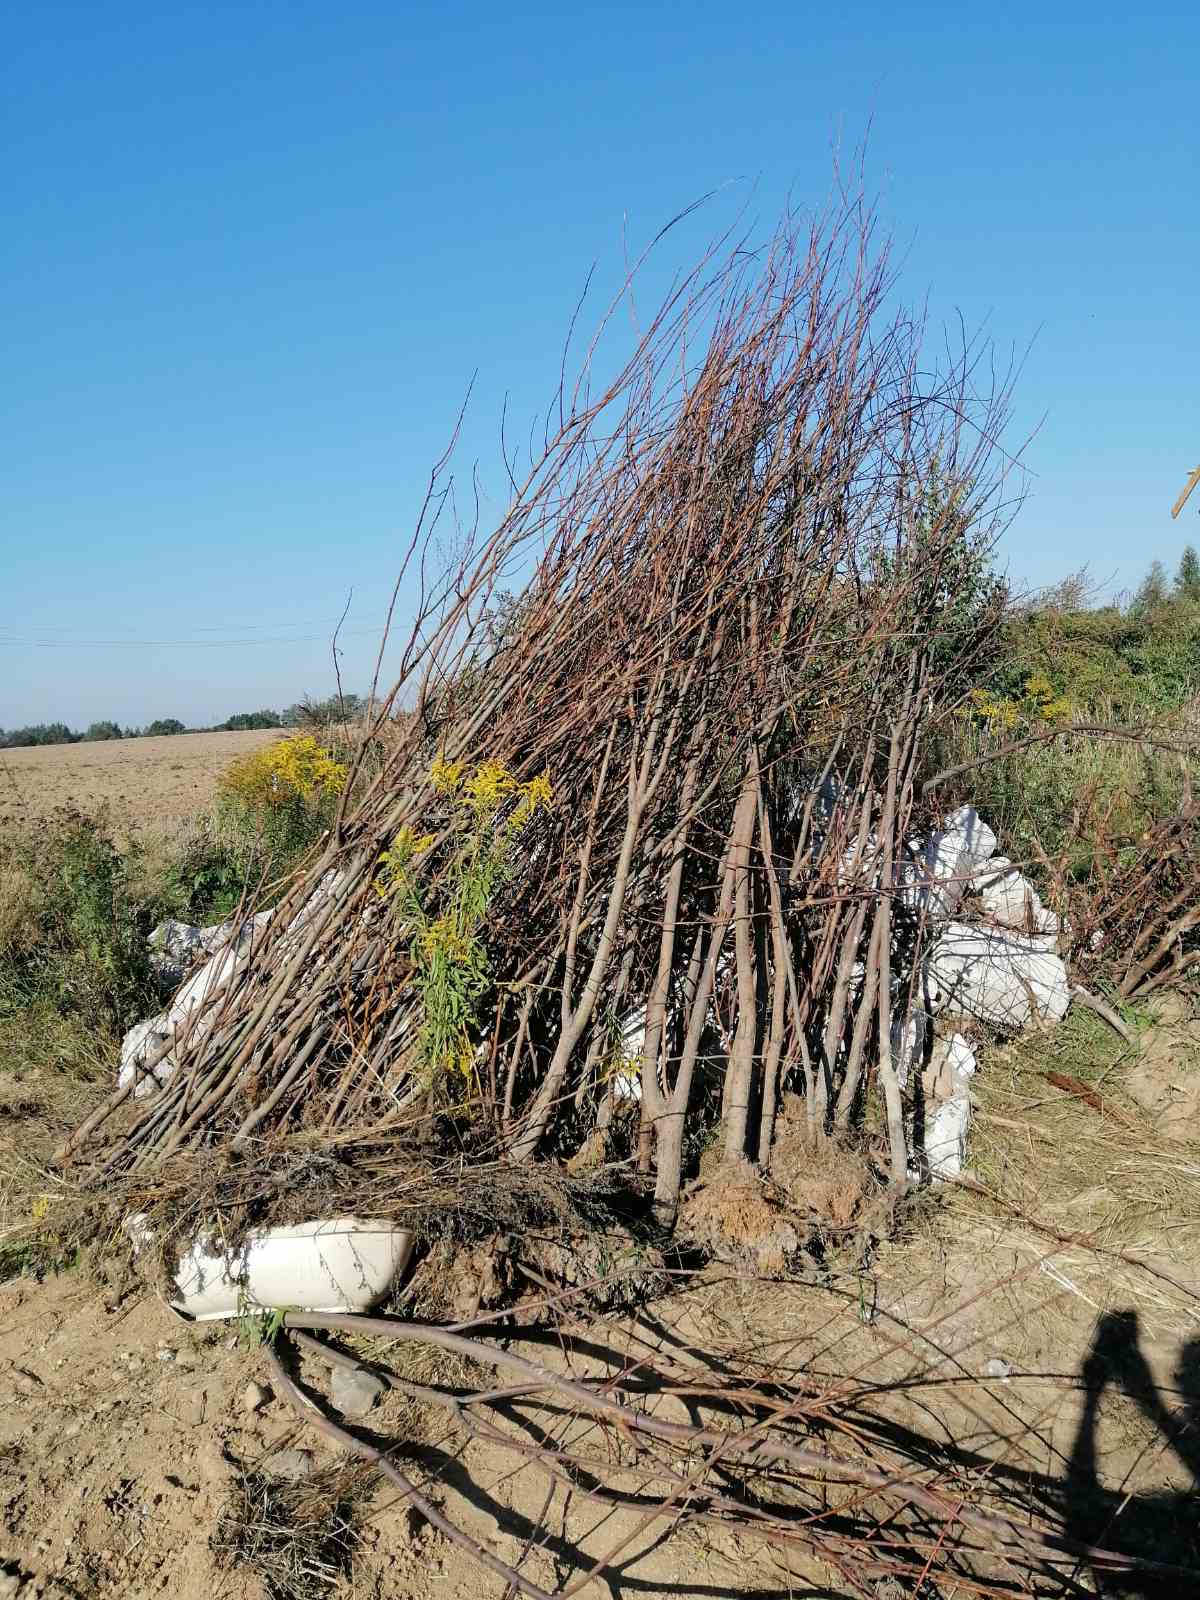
[
  {"left": 927, "top": 921, "right": 1070, "bottom": 1032},
  {"left": 924, "top": 1091, "right": 971, "bottom": 1181},
  {"left": 119, "top": 911, "right": 273, "bottom": 1097},
  {"left": 613, "top": 1008, "right": 646, "bottom": 1100},
  {"left": 118, "top": 1016, "right": 174, "bottom": 1097},
  {"left": 890, "top": 1009, "right": 928, "bottom": 1091},
  {"left": 922, "top": 1033, "right": 977, "bottom": 1181},
  {"left": 970, "top": 857, "right": 1060, "bottom": 935},
  {"left": 903, "top": 805, "right": 998, "bottom": 922}
]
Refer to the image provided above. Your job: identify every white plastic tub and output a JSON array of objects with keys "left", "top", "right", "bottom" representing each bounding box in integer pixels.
[{"left": 136, "top": 1216, "right": 414, "bottom": 1322}]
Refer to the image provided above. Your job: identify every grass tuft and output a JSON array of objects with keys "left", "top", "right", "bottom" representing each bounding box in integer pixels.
[{"left": 212, "top": 1458, "right": 375, "bottom": 1600}]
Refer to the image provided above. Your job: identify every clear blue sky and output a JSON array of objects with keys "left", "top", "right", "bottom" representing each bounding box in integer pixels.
[{"left": 3, "top": 1, "right": 1197, "bottom": 729}]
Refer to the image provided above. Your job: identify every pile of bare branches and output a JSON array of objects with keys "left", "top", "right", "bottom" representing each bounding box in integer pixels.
[
  {"left": 1066, "top": 801, "right": 1200, "bottom": 1002},
  {"left": 58, "top": 192, "right": 1015, "bottom": 1230},
  {"left": 257, "top": 1293, "right": 1200, "bottom": 1599}
]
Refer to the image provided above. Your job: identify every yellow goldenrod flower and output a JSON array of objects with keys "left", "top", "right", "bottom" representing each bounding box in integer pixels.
[
  {"left": 420, "top": 915, "right": 476, "bottom": 967},
  {"left": 430, "top": 754, "right": 466, "bottom": 794},
  {"left": 447, "top": 1033, "right": 476, "bottom": 1078},
  {"left": 522, "top": 772, "right": 553, "bottom": 812},
  {"left": 375, "top": 826, "right": 436, "bottom": 897},
  {"left": 965, "top": 688, "right": 1018, "bottom": 730},
  {"left": 463, "top": 759, "right": 518, "bottom": 814}
]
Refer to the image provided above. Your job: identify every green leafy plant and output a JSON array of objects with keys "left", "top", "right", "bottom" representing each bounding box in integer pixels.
[
  {"left": 235, "top": 1301, "right": 288, "bottom": 1350},
  {"left": 0, "top": 808, "right": 155, "bottom": 1029},
  {"left": 376, "top": 758, "right": 552, "bottom": 1086}
]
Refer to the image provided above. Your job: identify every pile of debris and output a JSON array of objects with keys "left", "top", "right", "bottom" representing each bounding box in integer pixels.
[
  {"left": 35, "top": 196, "right": 1196, "bottom": 1600},
  {"left": 900, "top": 805, "right": 1070, "bottom": 1178},
  {"left": 114, "top": 796, "right": 1072, "bottom": 1230},
  {"left": 60, "top": 201, "right": 1030, "bottom": 1267}
]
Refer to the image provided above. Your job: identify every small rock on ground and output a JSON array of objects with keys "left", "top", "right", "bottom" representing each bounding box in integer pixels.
[
  {"left": 330, "top": 1364, "right": 385, "bottom": 1417},
  {"left": 263, "top": 1448, "right": 315, "bottom": 1481},
  {"left": 241, "top": 1380, "right": 271, "bottom": 1414},
  {"left": 178, "top": 1386, "right": 207, "bottom": 1426}
]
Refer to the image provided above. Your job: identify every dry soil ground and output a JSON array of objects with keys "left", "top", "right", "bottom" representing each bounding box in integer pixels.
[
  {"left": 0, "top": 730, "right": 284, "bottom": 834},
  {"left": 2, "top": 1192, "right": 1199, "bottom": 1600}
]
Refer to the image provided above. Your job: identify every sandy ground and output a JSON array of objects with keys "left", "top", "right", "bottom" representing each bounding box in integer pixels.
[
  {"left": 0, "top": 730, "right": 285, "bottom": 834},
  {"left": 3, "top": 1015, "right": 1200, "bottom": 1597},
  {"left": 1, "top": 1211, "right": 1198, "bottom": 1600}
]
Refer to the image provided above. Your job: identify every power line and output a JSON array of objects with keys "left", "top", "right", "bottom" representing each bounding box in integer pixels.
[
  {"left": 0, "top": 616, "right": 357, "bottom": 635},
  {"left": 0, "top": 626, "right": 385, "bottom": 649}
]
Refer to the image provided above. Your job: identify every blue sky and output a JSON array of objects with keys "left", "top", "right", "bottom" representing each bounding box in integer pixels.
[{"left": 3, "top": 1, "right": 1198, "bottom": 728}]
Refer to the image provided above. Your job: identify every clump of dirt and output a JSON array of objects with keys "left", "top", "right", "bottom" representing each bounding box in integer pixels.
[
  {"left": 412, "top": 1223, "right": 668, "bottom": 1324},
  {"left": 681, "top": 1104, "right": 884, "bottom": 1274}
]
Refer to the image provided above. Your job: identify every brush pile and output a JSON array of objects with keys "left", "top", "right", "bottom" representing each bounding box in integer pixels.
[
  {"left": 43, "top": 198, "right": 1200, "bottom": 1600},
  {"left": 58, "top": 198, "right": 1014, "bottom": 1242}
]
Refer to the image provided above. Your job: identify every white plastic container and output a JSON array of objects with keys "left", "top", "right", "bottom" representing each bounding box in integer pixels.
[{"left": 161, "top": 1217, "right": 413, "bottom": 1321}]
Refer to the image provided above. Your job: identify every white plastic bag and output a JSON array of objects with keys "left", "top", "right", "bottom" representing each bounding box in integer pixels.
[
  {"left": 903, "top": 805, "right": 998, "bottom": 922},
  {"left": 971, "top": 857, "right": 1059, "bottom": 934}
]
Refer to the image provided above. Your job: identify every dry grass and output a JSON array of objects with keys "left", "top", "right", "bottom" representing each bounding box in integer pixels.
[
  {"left": 946, "top": 1004, "right": 1200, "bottom": 1337},
  {"left": 0, "top": 1008, "right": 112, "bottom": 1281},
  {"left": 0, "top": 865, "right": 42, "bottom": 959},
  {"left": 212, "top": 1458, "right": 375, "bottom": 1600}
]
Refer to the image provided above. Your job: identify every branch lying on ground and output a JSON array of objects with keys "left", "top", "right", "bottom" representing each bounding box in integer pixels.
[{"left": 261, "top": 1312, "right": 1200, "bottom": 1596}]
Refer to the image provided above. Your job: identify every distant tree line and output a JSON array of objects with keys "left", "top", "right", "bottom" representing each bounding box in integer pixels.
[
  {"left": 0, "top": 692, "right": 367, "bottom": 749},
  {"left": 213, "top": 693, "right": 366, "bottom": 731},
  {"left": 0, "top": 717, "right": 189, "bottom": 747}
]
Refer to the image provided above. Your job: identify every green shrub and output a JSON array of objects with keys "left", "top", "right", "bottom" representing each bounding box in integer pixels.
[{"left": 0, "top": 809, "right": 155, "bottom": 1031}]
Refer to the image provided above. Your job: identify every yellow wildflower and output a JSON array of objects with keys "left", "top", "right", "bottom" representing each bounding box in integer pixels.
[
  {"left": 964, "top": 688, "right": 1018, "bottom": 730},
  {"left": 420, "top": 915, "right": 476, "bottom": 967},
  {"left": 221, "top": 734, "right": 347, "bottom": 810},
  {"left": 462, "top": 759, "right": 518, "bottom": 815},
  {"left": 375, "top": 826, "right": 435, "bottom": 897},
  {"left": 1022, "top": 671, "right": 1074, "bottom": 723},
  {"left": 522, "top": 772, "right": 553, "bottom": 812},
  {"left": 430, "top": 754, "right": 466, "bottom": 794},
  {"left": 392, "top": 825, "right": 435, "bottom": 857},
  {"left": 446, "top": 1033, "right": 477, "bottom": 1079}
]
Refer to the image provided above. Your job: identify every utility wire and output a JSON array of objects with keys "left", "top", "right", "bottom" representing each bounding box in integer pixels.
[{"left": 0, "top": 626, "right": 385, "bottom": 649}]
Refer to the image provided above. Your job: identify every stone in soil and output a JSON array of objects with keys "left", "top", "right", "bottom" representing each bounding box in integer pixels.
[
  {"left": 330, "top": 1364, "right": 385, "bottom": 1417},
  {"left": 263, "top": 1448, "right": 315, "bottom": 1481},
  {"left": 241, "top": 1380, "right": 271, "bottom": 1414}
]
